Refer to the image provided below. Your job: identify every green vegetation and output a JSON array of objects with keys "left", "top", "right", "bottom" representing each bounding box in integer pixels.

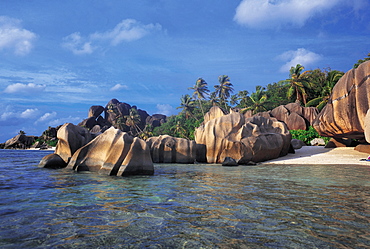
[{"left": 290, "top": 126, "right": 331, "bottom": 145}]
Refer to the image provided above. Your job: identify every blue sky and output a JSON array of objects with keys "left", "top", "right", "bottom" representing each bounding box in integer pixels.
[{"left": 0, "top": 0, "right": 369, "bottom": 142}]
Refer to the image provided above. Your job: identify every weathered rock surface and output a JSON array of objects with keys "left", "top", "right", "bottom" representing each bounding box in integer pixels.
[
  {"left": 291, "top": 139, "right": 306, "bottom": 149},
  {"left": 4, "top": 134, "right": 35, "bottom": 149},
  {"left": 313, "top": 61, "right": 370, "bottom": 139},
  {"left": 270, "top": 102, "right": 318, "bottom": 130},
  {"left": 365, "top": 109, "right": 370, "bottom": 143},
  {"left": 88, "top": 105, "right": 105, "bottom": 118},
  {"left": 54, "top": 123, "right": 92, "bottom": 164},
  {"left": 146, "top": 114, "right": 167, "bottom": 128},
  {"left": 194, "top": 107, "right": 291, "bottom": 164},
  {"left": 39, "top": 154, "right": 67, "bottom": 169},
  {"left": 147, "top": 135, "right": 196, "bottom": 163},
  {"left": 66, "top": 127, "right": 153, "bottom": 176},
  {"left": 222, "top": 157, "right": 238, "bottom": 166}
]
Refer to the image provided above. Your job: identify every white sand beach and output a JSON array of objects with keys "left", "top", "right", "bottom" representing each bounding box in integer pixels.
[{"left": 264, "top": 146, "right": 370, "bottom": 166}]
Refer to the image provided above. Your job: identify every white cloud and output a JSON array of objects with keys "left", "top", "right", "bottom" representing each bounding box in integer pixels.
[
  {"left": 36, "top": 111, "right": 57, "bottom": 123},
  {"left": 91, "top": 19, "right": 162, "bottom": 46},
  {"left": 234, "top": 0, "right": 341, "bottom": 29},
  {"left": 0, "top": 16, "right": 37, "bottom": 55},
  {"left": 278, "top": 48, "right": 322, "bottom": 72},
  {"left": 62, "top": 32, "right": 95, "bottom": 55},
  {"left": 20, "top": 108, "right": 39, "bottom": 118},
  {"left": 0, "top": 108, "right": 39, "bottom": 121},
  {"left": 62, "top": 19, "right": 162, "bottom": 55},
  {"left": 156, "top": 104, "right": 175, "bottom": 116},
  {"left": 47, "top": 116, "right": 82, "bottom": 127},
  {"left": 110, "top": 84, "right": 129, "bottom": 91},
  {"left": 4, "top": 83, "right": 46, "bottom": 93}
]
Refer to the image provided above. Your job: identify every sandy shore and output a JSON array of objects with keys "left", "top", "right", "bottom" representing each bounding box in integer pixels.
[
  {"left": 263, "top": 146, "right": 370, "bottom": 166},
  {"left": 27, "top": 147, "right": 56, "bottom": 151}
]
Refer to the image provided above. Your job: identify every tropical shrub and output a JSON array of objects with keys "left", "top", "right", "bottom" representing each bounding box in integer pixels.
[{"left": 290, "top": 126, "right": 330, "bottom": 145}]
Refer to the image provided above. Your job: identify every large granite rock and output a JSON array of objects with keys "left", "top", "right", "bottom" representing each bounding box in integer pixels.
[
  {"left": 66, "top": 127, "right": 153, "bottom": 176},
  {"left": 146, "top": 114, "right": 167, "bottom": 128},
  {"left": 4, "top": 134, "right": 35, "bottom": 149},
  {"left": 313, "top": 61, "right": 370, "bottom": 139},
  {"left": 88, "top": 105, "right": 105, "bottom": 118},
  {"left": 194, "top": 107, "right": 291, "bottom": 164},
  {"left": 270, "top": 102, "right": 318, "bottom": 130},
  {"left": 147, "top": 135, "right": 196, "bottom": 163},
  {"left": 39, "top": 154, "right": 67, "bottom": 169},
  {"left": 54, "top": 123, "right": 92, "bottom": 164},
  {"left": 365, "top": 109, "right": 370, "bottom": 143}
]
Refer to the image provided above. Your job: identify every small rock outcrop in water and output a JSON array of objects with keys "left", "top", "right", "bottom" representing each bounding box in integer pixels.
[
  {"left": 146, "top": 135, "right": 196, "bottom": 163},
  {"left": 54, "top": 123, "right": 93, "bottom": 164},
  {"left": 40, "top": 124, "right": 153, "bottom": 176},
  {"left": 313, "top": 61, "right": 370, "bottom": 140},
  {"left": 66, "top": 127, "right": 153, "bottom": 176},
  {"left": 4, "top": 134, "right": 35, "bottom": 149},
  {"left": 195, "top": 106, "right": 291, "bottom": 164}
]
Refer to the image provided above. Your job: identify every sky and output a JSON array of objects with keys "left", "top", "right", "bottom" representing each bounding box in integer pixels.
[{"left": 0, "top": 0, "right": 369, "bottom": 142}]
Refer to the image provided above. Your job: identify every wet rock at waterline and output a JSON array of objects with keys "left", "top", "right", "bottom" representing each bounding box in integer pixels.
[
  {"left": 65, "top": 127, "right": 153, "bottom": 176},
  {"left": 147, "top": 135, "right": 196, "bottom": 164},
  {"left": 195, "top": 107, "right": 291, "bottom": 164},
  {"left": 54, "top": 123, "right": 92, "bottom": 164}
]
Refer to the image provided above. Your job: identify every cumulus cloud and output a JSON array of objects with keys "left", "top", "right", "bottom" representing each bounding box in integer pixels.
[
  {"left": 234, "top": 0, "right": 341, "bottom": 29},
  {"left": 47, "top": 116, "right": 81, "bottom": 127},
  {"left": 278, "top": 48, "right": 322, "bottom": 72},
  {"left": 3, "top": 83, "right": 46, "bottom": 93},
  {"left": 0, "top": 16, "right": 37, "bottom": 55},
  {"left": 20, "top": 108, "right": 39, "bottom": 119},
  {"left": 62, "top": 19, "right": 162, "bottom": 55},
  {"left": 36, "top": 111, "right": 57, "bottom": 123},
  {"left": 62, "top": 32, "right": 95, "bottom": 55},
  {"left": 0, "top": 108, "right": 39, "bottom": 122},
  {"left": 156, "top": 104, "right": 175, "bottom": 116},
  {"left": 91, "top": 19, "right": 162, "bottom": 45},
  {"left": 110, "top": 84, "right": 129, "bottom": 91}
]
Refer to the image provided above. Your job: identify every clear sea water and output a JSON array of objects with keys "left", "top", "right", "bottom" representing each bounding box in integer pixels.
[{"left": 0, "top": 149, "right": 369, "bottom": 249}]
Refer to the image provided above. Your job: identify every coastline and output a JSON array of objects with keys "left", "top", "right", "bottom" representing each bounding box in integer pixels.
[
  {"left": 263, "top": 146, "right": 370, "bottom": 166},
  {"left": 27, "top": 147, "right": 56, "bottom": 151}
]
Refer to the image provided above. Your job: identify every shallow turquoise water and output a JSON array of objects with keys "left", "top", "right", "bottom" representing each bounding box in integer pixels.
[{"left": 0, "top": 149, "right": 369, "bottom": 248}]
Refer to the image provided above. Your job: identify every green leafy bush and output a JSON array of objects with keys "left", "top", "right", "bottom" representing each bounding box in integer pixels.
[{"left": 290, "top": 126, "right": 330, "bottom": 145}]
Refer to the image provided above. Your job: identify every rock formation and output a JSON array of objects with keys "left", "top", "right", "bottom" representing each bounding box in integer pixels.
[
  {"left": 40, "top": 125, "right": 154, "bottom": 176},
  {"left": 4, "top": 134, "right": 35, "bottom": 149},
  {"left": 313, "top": 61, "right": 370, "bottom": 140},
  {"left": 77, "top": 99, "right": 166, "bottom": 135},
  {"left": 147, "top": 135, "right": 196, "bottom": 163},
  {"left": 54, "top": 123, "right": 93, "bottom": 164},
  {"left": 194, "top": 107, "right": 291, "bottom": 164},
  {"left": 66, "top": 127, "right": 153, "bottom": 176},
  {"left": 270, "top": 102, "right": 318, "bottom": 130}
]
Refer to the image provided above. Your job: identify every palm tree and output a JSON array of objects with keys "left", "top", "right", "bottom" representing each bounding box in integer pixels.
[
  {"left": 177, "top": 94, "right": 197, "bottom": 120},
  {"left": 188, "top": 78, "right": 209, "bottom": 117},
  {"left": 214, "top": 75, "right": 234, "bottom": 112},
  {"left": 306, "top": 70, "right": 344, "bottom": 110},
  {"left": 124, "top": 108, "right": 142, "bottom": 136},
  {"left": 284, "top": 64, "right": 311, "bottom": 105},
  {"left": 245, "top": 86, "right": 268, "bottom": 114}
]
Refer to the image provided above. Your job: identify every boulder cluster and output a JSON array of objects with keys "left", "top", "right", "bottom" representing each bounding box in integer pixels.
[
  {"left": 195, "top": 106, "right": 292, "bottom": 164},
  {"left": 244, "top": 102, "right": 318, "bottom": 131},
  {"left": 39, "top": 105, "right": 293, "bottom": 174},
  {"left": 79, "top": 98, "right": 166, "bottom": 135}
]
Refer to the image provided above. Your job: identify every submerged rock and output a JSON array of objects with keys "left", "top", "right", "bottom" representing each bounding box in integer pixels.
[{"left": 222, "top": 157, "right": 238, "bottom": 166}]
